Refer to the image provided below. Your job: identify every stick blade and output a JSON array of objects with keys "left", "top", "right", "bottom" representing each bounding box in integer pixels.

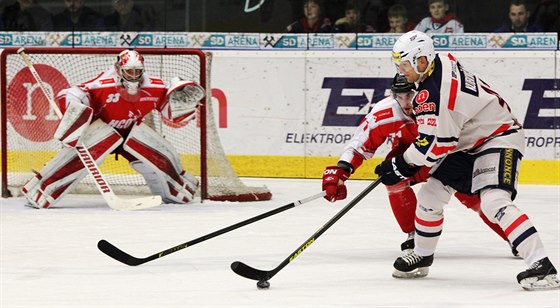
[
  {"left": 97, "top": 240, "right": 144, "bottom": 266},
  {"left": 108, "top": 195, "right": 162, "bottom": 211},
  {"left": 230, "top": 261, "right": 270, "bottom": 281}
]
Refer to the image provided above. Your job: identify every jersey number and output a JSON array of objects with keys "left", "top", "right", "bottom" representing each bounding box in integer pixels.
[
  {"left": 106, "top": 93, "right": 120, "bottom": 103},
  {"left": 480, "top": 82, "right": 511, "bottom": 113}
]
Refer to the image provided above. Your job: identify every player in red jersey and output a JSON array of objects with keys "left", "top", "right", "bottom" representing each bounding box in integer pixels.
[
  {"left": 22, "top": 49, "right": 204, "bottom": 209},
  {"left": 322, "top": 74, "right": 512, "bottom": 256}
]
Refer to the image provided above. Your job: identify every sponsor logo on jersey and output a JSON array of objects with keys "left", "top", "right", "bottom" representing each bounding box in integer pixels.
[
  {"left": 139, "top": 97, "right": 158, "bottom": 102},
  {"left": 415, "top": 90, "right": 429, "bottom": 103},
  {"left": 99, "top": 78, "right": 115, "bottom": 85},
  {"left": 413, "top": 133, "right": 434, "bottom": 154},
  {"left": 371, "top": 108, "right": 393, "bottom": 123},
  {"left": 414, "top": 102, "right": 437, "bottom": 115}
]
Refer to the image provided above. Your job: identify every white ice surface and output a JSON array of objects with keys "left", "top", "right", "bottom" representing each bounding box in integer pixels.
[{"left": 1, "top": 178, "right": 559, "bottom": 308}]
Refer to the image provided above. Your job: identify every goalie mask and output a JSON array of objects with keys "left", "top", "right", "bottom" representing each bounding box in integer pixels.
[{"left": 115, "top": 49, "right": 145, "bottom": 95}]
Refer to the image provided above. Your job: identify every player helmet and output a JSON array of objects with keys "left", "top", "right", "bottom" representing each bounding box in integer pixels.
[
  {"left": 391, "top": 73, "right": 416, "bottom": 93},
  {"left": 115, "top": 49, "right": 144, "bottom": 94},
  {"left": 391, "top": 30, "right": 435, "bottom": 75}
]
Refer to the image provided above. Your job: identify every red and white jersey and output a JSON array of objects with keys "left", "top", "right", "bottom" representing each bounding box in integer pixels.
[
  {"left": 403, "top": 53, "right": 524, "bottom": 167},
  {"left": 414, "top": 15, "right": 464, "bottom": 33},
  {"left": 56, "top": 67, "right": 169, "bottom": 134},
  {"left": 339, "top": 96, "right": 417, "bottom": 171}
]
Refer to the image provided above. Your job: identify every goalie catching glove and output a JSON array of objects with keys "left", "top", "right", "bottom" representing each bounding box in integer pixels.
[
  {"left": 165, "top": 77, "right": 205, "bottom": 121},
  {"left": 322, "top": 162, "right": 352, "bottom": 202},
  {"left": 374, "top": 155, "right": 420, "bottom": 186}
]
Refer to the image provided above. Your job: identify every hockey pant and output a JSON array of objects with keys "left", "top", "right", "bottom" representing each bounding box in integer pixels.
[
  {"left": 415, "top": 149, "right": 547, "bottom": 266},
  {"left": 386, "top": 166, "right": 507, "bottom": 241},
  {"left": 124, "top": 123, "right": 198, "bottom": 204},
  {"left": 21, "top": 119, "right": 123, "bottom": 209}
]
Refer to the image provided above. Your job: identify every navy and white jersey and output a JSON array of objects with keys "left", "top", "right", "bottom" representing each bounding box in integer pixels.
[{"left": 403, "top": 53, "right": 524, "bottom": 167}]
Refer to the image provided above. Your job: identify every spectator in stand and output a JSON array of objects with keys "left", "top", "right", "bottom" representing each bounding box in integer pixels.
[
  {"left": 53, "top": 0, "right": 102, "bottom": 31},
  {"left": 1, "top": 0, "right": 52, "bottom": 31},
  {"left": 334, "top": 1, "right": 374, "bottom": 33},
  {"left": 386, "top": 4, "right": 415, "bottom": 33},
  {"left": 415, "top": 0, "right": 464, "bottom": 33},
  {"left": 286, "top": 0, "right": 333, "bottom": 33},
  {"left": 102, "top": 0, "right": 156, "bottom": 31},
  {"left": 495, "top": 0, "right": 544, "bottom": 32}
]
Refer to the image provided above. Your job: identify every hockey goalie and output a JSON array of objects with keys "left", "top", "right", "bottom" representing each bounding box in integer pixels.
[{"left": 22, "top": 49, "right": 205, "bottom": 209}]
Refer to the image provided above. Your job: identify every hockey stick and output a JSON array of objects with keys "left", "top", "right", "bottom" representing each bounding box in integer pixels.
[
  {"left": 231, "top": 177, "right": 382, "bottom": 289},
  {"left": 98, "top": 191, "right": 325, "bottom": 266},
  {"left": 17, "top": 47, "right": 162, "bottom": 211}
]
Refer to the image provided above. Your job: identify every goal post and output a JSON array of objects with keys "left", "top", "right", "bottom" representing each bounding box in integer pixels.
[{"left": 0, "top": 47, "right": 271, "bottom": 202}]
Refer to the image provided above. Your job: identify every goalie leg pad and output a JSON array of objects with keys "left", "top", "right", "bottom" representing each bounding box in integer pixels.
[
  {"left": 124, "top": 123, "right": 198, "bottom": 203},
  {"left": 22, "top": 120, "right": 123, "bottom": 208}
]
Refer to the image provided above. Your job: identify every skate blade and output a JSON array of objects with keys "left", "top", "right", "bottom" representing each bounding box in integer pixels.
[
  {"left": 520, "top": 274, "right": 560, "bottom": 291},
  {"left": 23, "top": 202, "right": 40, "bottom": 209},
  {"left": 392, "top": 267, "right": 429, "bottom": 279}
]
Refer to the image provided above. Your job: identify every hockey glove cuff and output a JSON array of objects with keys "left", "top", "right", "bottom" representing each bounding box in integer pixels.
[{"left": 374, "top": 155, "right": 420, "bottom": 186}]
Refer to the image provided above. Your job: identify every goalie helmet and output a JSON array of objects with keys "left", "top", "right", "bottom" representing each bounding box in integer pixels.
[
  {"left": 115, "top": 49, "right": 145, "bottom": 95},
  {"left": 391, "top": 30, "right": 435, "bottom": 76}
]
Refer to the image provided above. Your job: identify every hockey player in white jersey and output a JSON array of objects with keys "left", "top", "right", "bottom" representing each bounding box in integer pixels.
[{"left": 375, "top": 30, "right": 559, "bottom": 290}]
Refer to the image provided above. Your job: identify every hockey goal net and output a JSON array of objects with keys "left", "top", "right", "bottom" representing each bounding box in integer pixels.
[{"left": 0, "top": 47, "right": 271, "bottom": 202}]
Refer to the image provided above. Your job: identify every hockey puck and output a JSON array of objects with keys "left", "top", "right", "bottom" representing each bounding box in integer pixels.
[{"left": 256, "top": 280, "right": 270, "bottom": 289}]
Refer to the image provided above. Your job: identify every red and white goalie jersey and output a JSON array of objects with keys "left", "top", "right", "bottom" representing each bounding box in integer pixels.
[
  {"left": 403, "top": 53, "right": 524, "bottom": 167},
  {"left": 339, "top": 95, "right": 418, "bottom": 170},
  {"left": 56, "top": 67, "right": 176, "bottom": 135}
]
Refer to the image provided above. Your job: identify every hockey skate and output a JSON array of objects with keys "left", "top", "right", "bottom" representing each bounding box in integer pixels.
[
  {"left": 516, "top": 257, "right": 560, "bottom": 291},
  {"left": 393, "top": 253, "right": 433, "bottom": 279},
  {"left": 400, "top": 232, "right": 415, "bottom": 256}
]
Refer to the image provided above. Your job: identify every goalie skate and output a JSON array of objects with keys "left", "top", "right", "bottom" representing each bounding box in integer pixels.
[
  {"left": 392, "top": 253, "right": 433, "bottom": 279},
  {"left": 517, "top": 257, "right": 560, "bottom": 291}
]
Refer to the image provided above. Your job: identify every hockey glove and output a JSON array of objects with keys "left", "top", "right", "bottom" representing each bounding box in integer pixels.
[
  {"left": 374, "top": 155, "right": 419, "bottom": 186},
  {"left": 322, "top": 166, "right": 351, "bottom": 202}
]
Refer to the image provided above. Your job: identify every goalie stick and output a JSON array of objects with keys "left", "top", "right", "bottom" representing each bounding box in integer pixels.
[
  {"left": 17, "top": 47, "right": 162, "bottom": 211},
  {"left": 231, "top": 177, "right": 382, "bottom": 288},
  {"left": 97, "top": 191, "right": 325, "bottom": 266}
]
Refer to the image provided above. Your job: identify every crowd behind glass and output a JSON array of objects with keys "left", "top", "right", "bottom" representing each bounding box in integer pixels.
[{"left": 0, "top": 0, "right": 558, "bottom": 34}]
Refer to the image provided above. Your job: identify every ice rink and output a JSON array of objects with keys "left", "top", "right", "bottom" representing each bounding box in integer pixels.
[{"left": 1, "top": 178, "right": 559, "bottom": 307}]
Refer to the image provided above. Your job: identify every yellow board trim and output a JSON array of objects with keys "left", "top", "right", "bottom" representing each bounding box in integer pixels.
[
  {"left": 226, "top": 155, "right": 560, "bottom": 185},
  {"left": 4, "top": 152, "right": 559, "bottom": 185}
]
